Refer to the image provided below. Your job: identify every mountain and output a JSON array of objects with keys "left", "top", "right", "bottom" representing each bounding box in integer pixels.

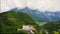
[
  {"left": 11, "top": 7, "right": 60, "bottom": 22},
  {"left": 0, "top": 11, "right": 36, "bottom": 33},
  {"left": 0, "top": 10, "right": 60, "bottom": 34}
]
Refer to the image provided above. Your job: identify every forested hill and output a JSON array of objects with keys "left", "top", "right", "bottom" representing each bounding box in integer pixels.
[{"left": 0, "top": 11, "right": 36, "bottom": 32}]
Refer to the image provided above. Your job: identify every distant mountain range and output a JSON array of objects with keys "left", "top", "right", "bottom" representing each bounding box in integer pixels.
[{"left": 10, "top": 7, "right": 60, "bottom": 22}]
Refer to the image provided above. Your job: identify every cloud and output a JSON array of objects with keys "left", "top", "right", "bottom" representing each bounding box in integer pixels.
[
  {"left": 1, "top": 0, "right": 15, "bottom": 13},
  {"left": 1, "top": 0, "right": 60, "bottom": 13}
]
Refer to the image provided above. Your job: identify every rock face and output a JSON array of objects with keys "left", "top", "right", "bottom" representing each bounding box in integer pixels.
[
  {"left": 17, "top": 25, "right": 36, "bottom": 34},
  {"left": 22, "top": 25, "right": 36, "bottom": 34}
]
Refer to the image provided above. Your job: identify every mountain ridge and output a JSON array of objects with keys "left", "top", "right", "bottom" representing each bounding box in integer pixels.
[{"left": 10, "top": 7, "right": 60, "bottom": 22}]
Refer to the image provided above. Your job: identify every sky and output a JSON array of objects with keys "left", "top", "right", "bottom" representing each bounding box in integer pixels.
[{"left": 1, "top": 0, "right": 60, "bottom": 13}]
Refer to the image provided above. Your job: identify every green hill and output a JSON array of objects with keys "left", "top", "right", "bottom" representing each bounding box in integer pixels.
[{"left": 0, "top": 11, "right": 36, "bottom": 33}]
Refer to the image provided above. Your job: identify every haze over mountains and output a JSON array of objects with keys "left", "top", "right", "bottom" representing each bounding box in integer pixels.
[
  {"left": 1, "top": 0, "right": 60, "bottom": 34},
  {"left": 11, "top": 7, "right": 60, "bottom": 22}
]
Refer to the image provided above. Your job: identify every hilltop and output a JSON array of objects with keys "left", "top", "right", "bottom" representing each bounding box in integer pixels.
[{"left": 0, "top": 11, "right": 37, "bottom": 33}]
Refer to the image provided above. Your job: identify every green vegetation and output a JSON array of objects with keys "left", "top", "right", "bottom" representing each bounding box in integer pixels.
[
  {"left": 43, "top": 22, "right": 60, "bottom": 34},
  {"left": 36, "top": 22, "right": 60, "bottom": 34},
  {"left": 0, "top": 11, "right": 60, "bottom": 34},
  {"left": 0, "top": 11, "right": 36, "bottom": 34}
]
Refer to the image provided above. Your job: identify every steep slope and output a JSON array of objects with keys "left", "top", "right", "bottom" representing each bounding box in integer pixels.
[
  {"left": 11, "top": 7, "right": 60, "bottom": 22},
  {"left": 0, "top": 11, "right": 36, "bottom": 33}
]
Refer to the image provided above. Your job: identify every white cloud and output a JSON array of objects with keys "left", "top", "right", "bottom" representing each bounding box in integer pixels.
[
  {"left": 0, "top": 0, "right": 60, "bottom": 13},
  {"left": 1, "top": 0, "right": 15, "bottom": 13}
]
